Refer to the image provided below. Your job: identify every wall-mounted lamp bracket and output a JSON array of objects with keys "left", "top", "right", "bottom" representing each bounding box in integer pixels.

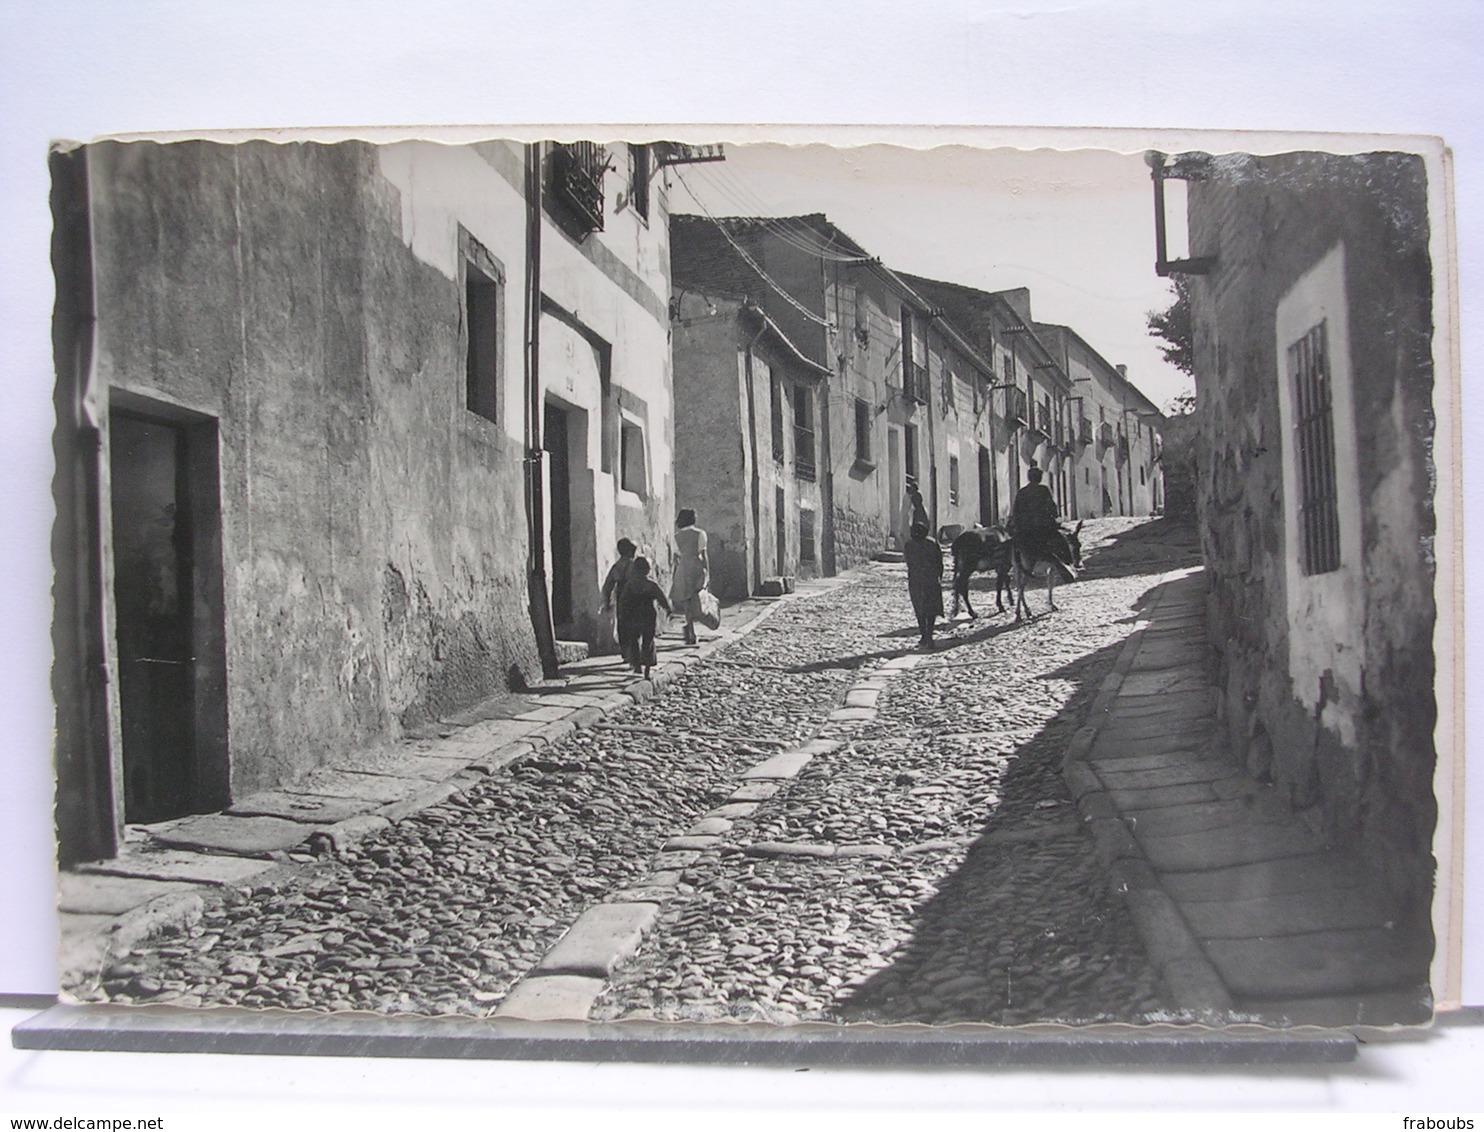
[{"left": 1146, "top": 150, "right": 1217, "bottom": 277}]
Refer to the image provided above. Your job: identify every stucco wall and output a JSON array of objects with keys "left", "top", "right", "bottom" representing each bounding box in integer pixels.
[
  {"left": 671, "top": 297, "right": 749, "bottom": 598},
  {"left": 86, "top": 140, "right": 547, "bottom": 799},
  {"left": 1186, "top": 151, "right": 1435, "bottom": 930}
]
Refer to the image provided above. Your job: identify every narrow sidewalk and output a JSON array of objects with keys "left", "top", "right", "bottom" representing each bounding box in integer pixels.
[
  {"left": 58, "top": 576, "right": 857, "bottom": 997},
  {"left": 1062, "top": 566, "right": 1431, "bottom": 1027}
]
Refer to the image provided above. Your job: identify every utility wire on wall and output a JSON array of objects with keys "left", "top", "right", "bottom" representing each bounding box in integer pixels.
[
  {"left": 688, "top": 164, "right": 873, "bottom": 265},
  {"left": 674, "top": 166, "right": 833, "bottom": 329}
]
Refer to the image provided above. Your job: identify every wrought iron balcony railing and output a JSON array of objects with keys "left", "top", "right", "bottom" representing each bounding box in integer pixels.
[{"left": 549, "top": 142, "right": 609, "bottom": 234}]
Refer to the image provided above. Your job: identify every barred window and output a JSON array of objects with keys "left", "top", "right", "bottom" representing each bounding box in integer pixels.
[
  {"left": 799, "top": 508, "right": 816, "bottom": 562},
  {"left": 1289, "top": 320, "right": 1341, "bottom": 575},
  {"left": 948, "top": 455, "right": 960, "bottom": 506},
  {"left": 853, "top": 397, "right": 873, "bottom": 464},
  {"left": 793, "top": 384, "right": 816, "bottom": 482}
]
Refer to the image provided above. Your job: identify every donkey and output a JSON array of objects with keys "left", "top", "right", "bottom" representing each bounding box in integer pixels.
[
  {"left": 948, "top": 526, "right": 1014, "bottom": 620},
  {"left": 1011, "top": 520, "right": 1084, "bottom": 622}
]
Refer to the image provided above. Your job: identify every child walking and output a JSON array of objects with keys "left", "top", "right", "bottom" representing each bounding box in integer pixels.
[
  {"left": 617, "top": 556, "right": 672, "bottom": 679},
  {"left": 601, "top": 537, "right": 638, "bottom": 664}
]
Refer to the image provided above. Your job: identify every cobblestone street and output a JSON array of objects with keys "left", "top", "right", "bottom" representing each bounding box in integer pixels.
[{"left": 96, "top": 517, "right": 1206, "bottom": 1026}]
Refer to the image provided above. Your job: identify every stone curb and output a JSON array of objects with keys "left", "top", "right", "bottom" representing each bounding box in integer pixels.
[
  {"left": 59, "top": 579, "right": 843, "bottom": 995},
  {"left": 1058, "top": 566, "right": 1235, "bottom": 1015},
  {"left": 493, "top": 602, "right": 920, "bottom": 1018}
]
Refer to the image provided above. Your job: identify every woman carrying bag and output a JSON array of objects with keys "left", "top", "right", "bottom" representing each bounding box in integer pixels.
[{"left": 669, "top": 508, "right": 713, "bottom": 644}]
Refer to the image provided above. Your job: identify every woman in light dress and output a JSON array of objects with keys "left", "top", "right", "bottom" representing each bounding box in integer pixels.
[{"left": 668, "top": 508, "right": 709, "bottom": 646}]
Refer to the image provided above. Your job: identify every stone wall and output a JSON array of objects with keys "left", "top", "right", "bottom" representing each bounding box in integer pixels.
[
  {"left": 830, "top": 504, "right": 886, "bottom": 574},
  {"left": 1186, "top": 151, "right": 1436, "bottom": 932},
  {"left": 82, "top": 140, "right": 544, "bottom": 802}
]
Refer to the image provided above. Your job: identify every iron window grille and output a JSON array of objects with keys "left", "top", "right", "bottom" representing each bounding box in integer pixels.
[
  {"left": 1032, "top": 401, "right": 1052, "bottom": 438},
  {"left": 948, "top": 455, "right": 960, "bottom": 506},
  {"left": 1290, "top": 320, "right": 1342, "bottom": 575},
  {"left": 793, "top": 385, "right": 816, "bottom": 482},
  {"left": 549, "top": 142, "right": 609, "bottom": 234}
]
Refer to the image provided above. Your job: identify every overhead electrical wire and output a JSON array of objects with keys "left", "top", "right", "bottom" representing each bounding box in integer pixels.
[
  {"left": 673, "top": 166, "right": 832, "bottom": 328},
  {"left": 684, "top": 163, "right": 873, "bottom": 265}
]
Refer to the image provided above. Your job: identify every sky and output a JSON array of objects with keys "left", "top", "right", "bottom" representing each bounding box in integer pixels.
[{"left": 667, "top": 142, "right": 1193, "bottom": 412}]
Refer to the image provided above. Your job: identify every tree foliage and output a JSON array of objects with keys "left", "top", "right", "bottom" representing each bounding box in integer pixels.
[{"left": 1146, "top": 275, "right": 1194, "bottom": 377}]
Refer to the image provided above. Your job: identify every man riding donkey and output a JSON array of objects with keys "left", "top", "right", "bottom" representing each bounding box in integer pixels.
[
  {"left": 1005, "top": 465, "right": 1079, "bottom": 619},
  {"left": 948, "top": 464, "right": 1081, "bottom": 621}
]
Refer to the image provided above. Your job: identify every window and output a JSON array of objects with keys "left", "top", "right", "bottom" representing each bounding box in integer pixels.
[
  {"left": 628, "top": 144, "right": 650, "bottom": 221},
  {"left": 948, "top": 455, "right": 960, "bottom": 505},
  {"left": 853, "top": 397, "right": 873, "bottom": 464},
  {"left": 1002, "top": 352, "right": 1014, "bottom": 384},
  {"left": 770, "top": 373, "right": 784, "bottom": 463},
  {"left": 1290, "top": 320, "right": 1341, "bottom": 575},
  {"left": 548, "top": 142, "right": 608, "bottom": 234},
  {"left": 1140, "top": 465, "right": 1147, "bottom": 486},
  {"left": 793, "top": 384, "right": 816, "bottom": 481},
  {"left": 800, "top": 508, "right": 816, "bottom": 563},
  {"left": 620, "top": 418, "right": 648, "bottom": 496},
  {"left": 462, "top": 233, "right": 503, "bottom": 424},
  {"left": 1085, "top": 468, "right": 1090, "bottom": 485},
  {"left": 901, "top": 306, "right": 927, "bottom": 401}
]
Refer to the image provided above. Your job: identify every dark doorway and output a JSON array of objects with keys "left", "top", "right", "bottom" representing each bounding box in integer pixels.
[
  {"left": 775, "top": 486, "right": 787, "bottom": 576},
  {"left": 109, "top": 410, "right": 226, "bottom": 825},
  {"left": 544, "top": 402, "right": 573, "bottom": 629},
  {"left": 978, "top": 445, "right": 996, "bottom": 527},
  {"left": 903, "top": 424, "right": 919, "bottom": 487}
]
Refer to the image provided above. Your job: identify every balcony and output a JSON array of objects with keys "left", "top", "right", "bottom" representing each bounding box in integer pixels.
[
  {"left": 903, "top": 359, "right": 928, "bottom": 404},
  {"left": 1005, "top": 387, "right": 1029, "bottom": 430},
  {"left": 548, "top": 142, "right": 609, "bottom": 234}
]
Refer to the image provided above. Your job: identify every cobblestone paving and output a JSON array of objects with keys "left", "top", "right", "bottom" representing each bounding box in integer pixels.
[{"left": 100, "top": 517, "right": 1201, "bottom": 1026}]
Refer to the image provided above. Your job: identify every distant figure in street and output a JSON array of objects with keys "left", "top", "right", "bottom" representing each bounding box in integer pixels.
[
  {"left": 904, "top": 520, "right": 944, "bottom": 650},
  {"left": 601, "top": 537, "right": 638, "bottom": 664},
  {"left": 906, "top": 477, "right": 930, "bottom": 538},
  {"left": 669, "top": 508, "right": 709, "bottom": 646},
  {"left": 1009, "top": 466, "right": 1072, "bottom": 567},
  {"left": 618, "top": 556, "right": 671, "bottom": 679}
]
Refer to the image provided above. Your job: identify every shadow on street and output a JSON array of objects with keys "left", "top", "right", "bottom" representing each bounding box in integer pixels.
[{"left": 832, "top": 573, "right": 1198, "bottom": 1026}]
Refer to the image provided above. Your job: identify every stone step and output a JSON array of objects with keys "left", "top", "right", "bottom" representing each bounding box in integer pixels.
[{"left": 555, "top": 639, "right": 589, "bottom": 663}]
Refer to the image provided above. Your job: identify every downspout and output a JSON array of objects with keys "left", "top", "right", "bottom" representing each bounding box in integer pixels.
[
  {"left": 742, "top": 314, "right": 768, "bottom": 592},
  {"left": 524, "top": 143, "right": 559, "bottom": 679},
  {"left": 51, "top": 143, "right": 119, "bottom": 864}
]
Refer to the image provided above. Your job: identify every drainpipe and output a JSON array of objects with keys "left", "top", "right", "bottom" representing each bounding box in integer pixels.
[
  {"left": 742, "top": 310, "right": 768, "bottom": 592},
  {"left": 524, "top": 143, "right": 560, "bottom": 679}
]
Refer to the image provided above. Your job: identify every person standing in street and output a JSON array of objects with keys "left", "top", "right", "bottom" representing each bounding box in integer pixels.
[
  {"left": 669, "top": 508, "right": 709, "bottom": 646},
  {"left": 601, "top": 537, "right": 638, "bottom": 665},
  {"left": 904, "top": 520, "right": 944, "bottom": 650},
  {"left": 617, "top": 556, "right": 671, "bottom": 679},
  {"left": 906, "top": 476, "right": 930, "bottom": 537}
]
